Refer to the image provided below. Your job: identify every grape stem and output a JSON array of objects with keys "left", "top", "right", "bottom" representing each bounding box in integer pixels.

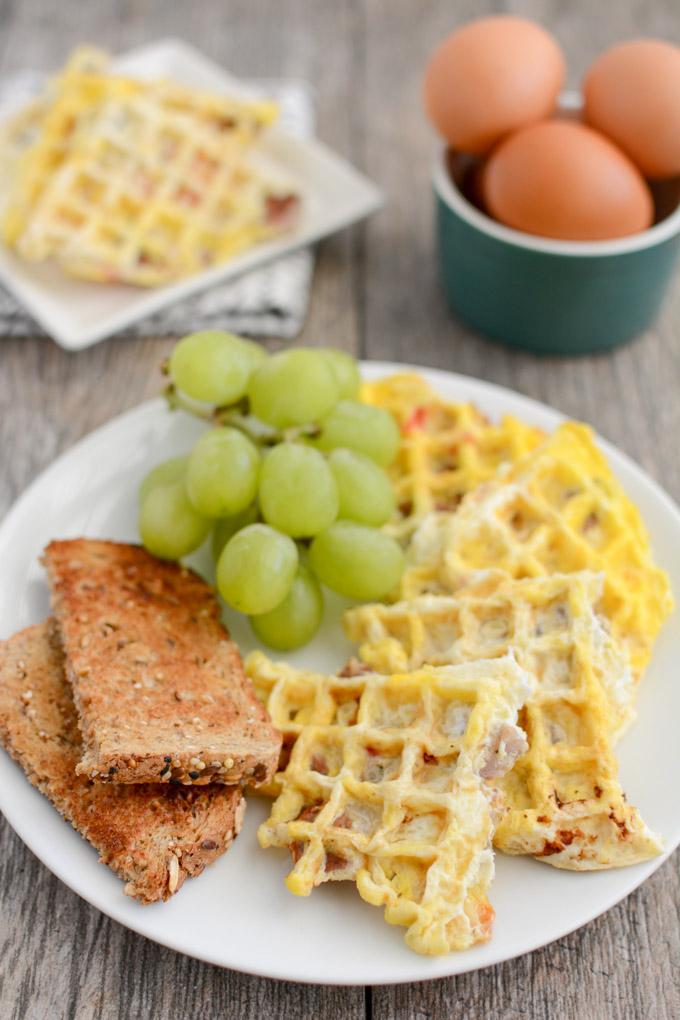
[{"left": 163, "top": 383, "right": 321, "bottom": 446}]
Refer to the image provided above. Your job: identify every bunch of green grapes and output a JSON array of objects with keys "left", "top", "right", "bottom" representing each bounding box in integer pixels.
[{"left": 139, "top": 331, "right": 404, "bottom": 651}]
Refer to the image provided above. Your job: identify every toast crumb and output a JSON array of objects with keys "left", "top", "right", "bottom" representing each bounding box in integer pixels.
[
  {"left": 43, "top": 539, "right": 281, "bottom": 786},
  {"left": 0, "top": 620, "right": 245, "bottom": 903}
]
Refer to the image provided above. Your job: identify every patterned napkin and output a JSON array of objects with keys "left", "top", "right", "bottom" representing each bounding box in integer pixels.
[{"left": 0, "top": 73, "right": 315, "bottom": 340}]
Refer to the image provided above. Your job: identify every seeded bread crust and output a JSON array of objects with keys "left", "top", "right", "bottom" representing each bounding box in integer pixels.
[
  {"left": 43, "top": 539, "right": 281, "bottom": 786},
  {"left": 0, "top": 621, "right": 246, "bottom": 903}
]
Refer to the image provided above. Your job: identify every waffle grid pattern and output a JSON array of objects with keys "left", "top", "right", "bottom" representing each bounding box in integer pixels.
[
  {"left": 360, "top": 373, "right": 545, "bottom": 543},
  {"left": 1, "top": 48, "right": 297, "bottom": 286},
  {"left": 344, "top": 572, "right": 662, "bottom": 869},
  {"left": 400, "top": 422, "right": 673, "bottom": 679},
  {"left": 249, "top": 651, "right": 533, "bottom": 955}
]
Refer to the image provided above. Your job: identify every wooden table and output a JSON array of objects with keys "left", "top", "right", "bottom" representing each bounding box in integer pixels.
[{"left": 1, "top": 2, "right": 680, "bottom": 1017}]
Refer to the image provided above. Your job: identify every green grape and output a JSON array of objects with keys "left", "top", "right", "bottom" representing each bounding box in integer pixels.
[
  {"left": 250, "top": 564, "right": 323, "bottom": 650},
  {"left": 139, "top": 455, "right": 188, "bottom": 505},
  {"left": 248, "top": 349, "right": 339, "bottom": 428},
  {"left": 216, "top": 523, "right": 297, "bottom": 615},
  {"left": 314, "top": 400, "right": 400, "bottom": 466},
  {"left": 169, "top": 331, "right": 263, "bottom": 405},
  {"left": 212, "top": 503, "right": 260, "bottom": 561},
  {"left": 328, "top": 448, "right": 395, "bottom": 526},
  {"left": 139, "top": 480, "right": 210, "bottom": 560},
  {"left": 319, "top": 348, "right": 361, "bottom": 399},
  {"left": 309, "top": 521, "right": 404, "bottom": 600},
  {"left": 259, "top": 443, "right": 338, "bottom": 537},
  {"left": 186, "top": 427, "right": 259, "bottom": 518},
  {"left": 234, "top": 336, "right": 268, "bottom": 374},
  {"left": 212, "top": 504, "right": 259, "bottom": 561}
]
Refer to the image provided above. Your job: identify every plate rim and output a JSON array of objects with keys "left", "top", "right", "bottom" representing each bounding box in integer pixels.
[
  {"left": 0, "top": 360, "right": 679, "bottom": 984},
  {"left": 0, "top": 37, "right": 384, "bottom": 350}
]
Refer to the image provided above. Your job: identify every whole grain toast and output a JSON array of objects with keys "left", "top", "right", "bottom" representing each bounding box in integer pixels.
[
  {"left": 43, "top": 539, "right": 281, "bottom": 786},
  {"left": 0, "top": 620, "right": 246, "bottom": 903}
]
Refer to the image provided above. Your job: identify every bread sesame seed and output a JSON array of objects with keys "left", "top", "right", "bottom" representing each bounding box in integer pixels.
[{"left": 167, "top": 855, "right": 180, "bottom": 894}]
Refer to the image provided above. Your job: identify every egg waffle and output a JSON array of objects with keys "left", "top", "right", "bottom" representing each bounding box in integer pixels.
[
  {"left": 1, "top": 48, "right": 298, "bottom": 285},
  {"left": 249, "top": 650, "right": 533, "bottom": 955},
  {"left": 360, "top": 373, "right": 544, "bottom": 542},
  {"left": 400, "top": 422, "right": 673, "bottom": 679},
  {"left": 344, "top": 573, "right": 662, "bottom": 869},
  {"left": 0, "top": 47, "right": 132, "bottom": 246}
]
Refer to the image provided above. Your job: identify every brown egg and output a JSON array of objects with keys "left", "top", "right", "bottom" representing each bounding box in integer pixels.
[
  {"left": 424, "top": 16, "right": 565, "bottom": 154},
  {"left": 584, "top": 40, "right": 680, "bottom": 179},
  {"left": 482, "top": 121, "right": 654, "bottom": 241}
]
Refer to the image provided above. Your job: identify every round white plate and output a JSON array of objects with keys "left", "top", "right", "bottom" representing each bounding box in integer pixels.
[{"left": 1, "top": 362, "right": 679, "bottom": 985}]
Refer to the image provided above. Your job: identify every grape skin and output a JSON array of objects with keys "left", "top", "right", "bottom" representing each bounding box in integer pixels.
[
  {"left": 212, "top": 504, "right": 259, "bottom": 561},
  {"left": 139, "top": 455, "right": 189, "bottom": 505},
  {"left": 186, "top": 427, "right": 259, "bottom": 519},
  {"left": 328, "top": 448, "right": 395, "bottom": 526},
  {"left": 309, "top": 521, "right": 404, "bottom": 600},
  {"left": 216, "top": 523, "right": 298, "bottom": 615},
  {"left": 314, "top": 400, "right": 400, "bottom": 466},
  {"left": 250, "top": 564, "right": 323, "bottom": 650},
  {"left": 170, "top": 331, "right": 264, "bottom": 405},
  {"left": 248, "top": 349, "right": 339, "bottom": 428},
  {"left": 319, "top": 348, "right": 361, "bottom": 400},
  {"left": 139, "top": 480, "right": 210, "bottom": 560},
  {"left": 259, "top": 443, "right": 339, "bottom": 538}
]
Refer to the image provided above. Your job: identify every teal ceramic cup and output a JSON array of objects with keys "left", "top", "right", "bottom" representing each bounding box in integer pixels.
[{"left": 433, "top": 134, "right": 680, "bottom": 356}]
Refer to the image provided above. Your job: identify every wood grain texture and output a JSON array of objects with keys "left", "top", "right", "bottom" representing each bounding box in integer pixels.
[{"left": 0, "top": 0, "right": 679, "bottom": 1017}]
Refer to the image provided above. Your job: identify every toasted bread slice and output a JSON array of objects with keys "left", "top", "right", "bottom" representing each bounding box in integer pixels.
[
  {"left": 0, "top": 621, "right": 245, "bottom": 903},
  {"left": 43, "top": 539, "right": 281, "bottom": 786}
]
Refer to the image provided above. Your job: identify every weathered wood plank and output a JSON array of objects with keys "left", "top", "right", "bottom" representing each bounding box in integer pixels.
[{"left": 1, "top": 0, "right": 680, "bottom": 1015}]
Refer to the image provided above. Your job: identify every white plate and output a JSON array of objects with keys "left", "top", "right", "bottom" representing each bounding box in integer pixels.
[
  {"left": 1, "top": 362, "right": 679, "bottom": 985},
  {"left": 0, "top": 39, "right": 383, "bottom": 351}
]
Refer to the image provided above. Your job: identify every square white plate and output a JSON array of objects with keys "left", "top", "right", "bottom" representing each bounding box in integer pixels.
[{"left": 0, "top": 39, "right": 383, "bottom": 350}]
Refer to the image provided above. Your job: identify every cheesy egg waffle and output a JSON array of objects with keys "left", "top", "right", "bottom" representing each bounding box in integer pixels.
[
  {"left": 248, "top": 650, "right": 533, "bottom": 955},
  {"left": 344, "top": 572, "right": 662, "bottom": 869},
  {"left": 0, "top": 47, "right": 298, "bottom": 285},
  {"left": 399, "top": 422, "right": 673, "bottom": 679},
  {"left": 360, "top": 373, "right": 544, "bottom": 542}
]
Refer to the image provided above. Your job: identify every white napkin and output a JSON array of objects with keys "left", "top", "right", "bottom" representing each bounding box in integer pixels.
[{"left": 0, "top": 74, "right": 315, "bottom": 340}]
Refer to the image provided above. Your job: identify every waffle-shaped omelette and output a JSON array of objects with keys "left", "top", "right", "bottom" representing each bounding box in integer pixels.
[
  {"left": 0, "top": 48, "right": 299, "bottom": 285},
  {"left": 400, "top": 422, "right": 673, "bottom": 680},
  {"left": 344, "top": 572, "right": 662, "bottom": 869},
  {"left": 360, "top": 373, "right": 545, "bottom": 542},
  {"left": 248, "top": 650, "right": 533, "bottom": 955}
]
